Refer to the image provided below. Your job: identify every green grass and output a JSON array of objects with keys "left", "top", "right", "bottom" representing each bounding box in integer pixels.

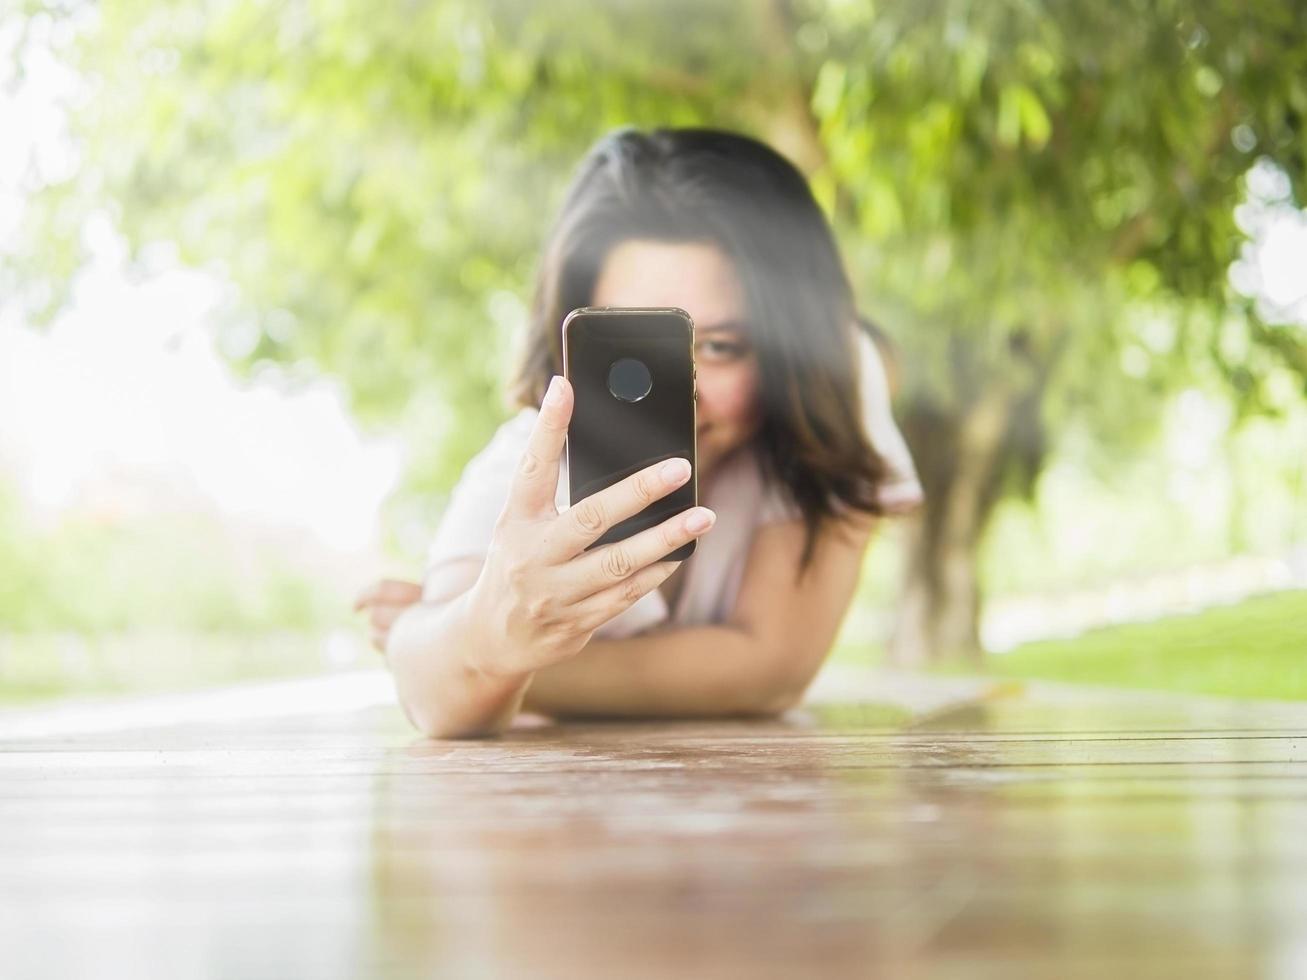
[{"left": 982, "top": 589, "right": 1307, "bottom": 700}]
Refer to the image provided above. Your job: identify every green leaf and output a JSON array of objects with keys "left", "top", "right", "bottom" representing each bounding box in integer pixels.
[{"left": 1016, "top": 85, "right": 1051, "bottom": 147}]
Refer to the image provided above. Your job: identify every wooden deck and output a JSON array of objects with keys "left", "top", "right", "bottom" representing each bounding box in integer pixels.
[{"left": 2, "top": 668, "right": 1305, "bottom": 979}]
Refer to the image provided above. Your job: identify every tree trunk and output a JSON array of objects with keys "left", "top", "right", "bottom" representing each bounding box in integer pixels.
[{"left": 888, "top": 384, "right": 1022, "bottom": 668}]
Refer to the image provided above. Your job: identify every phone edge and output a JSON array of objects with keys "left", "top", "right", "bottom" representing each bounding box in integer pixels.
[{"left": 559, "top": 306, "right": 699, "bottom": 560}]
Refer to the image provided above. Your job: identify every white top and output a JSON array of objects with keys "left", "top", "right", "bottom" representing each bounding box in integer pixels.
[{"left": 425, "top": 329, "right": 923, "bottom": 639}]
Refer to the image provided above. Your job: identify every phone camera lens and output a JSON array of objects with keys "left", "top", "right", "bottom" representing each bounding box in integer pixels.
[{"left": 607, "top": 358, "right": 653, "bottom": 403}]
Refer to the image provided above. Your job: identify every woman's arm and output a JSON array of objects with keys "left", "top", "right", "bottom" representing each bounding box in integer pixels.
[
  {"left": 524, "top": 512, "right": 877, "bottom": 718},
  {"left": 386, "top": 587, "right": 535, "bottom": 739},
  {"left": 376, "top": 557, "right": 536, "bottom": 739},
  {"left": 522, "top": 621, "right": 788, "bottom": 718},
  {"left": 383, "top": 376, "right": 711, "bottom": 739}
]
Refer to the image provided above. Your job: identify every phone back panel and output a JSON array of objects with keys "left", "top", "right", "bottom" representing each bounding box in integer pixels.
[{"left": 562, "top": 307, "right": 698, "bottom": 560}]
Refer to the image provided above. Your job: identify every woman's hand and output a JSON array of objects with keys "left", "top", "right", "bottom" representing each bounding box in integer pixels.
[
  {"left": 466, "top": 375, "right": 715, "bottom": 678},
  {"left": 354, "top": 579, "right": 423, "bottom": 653}
]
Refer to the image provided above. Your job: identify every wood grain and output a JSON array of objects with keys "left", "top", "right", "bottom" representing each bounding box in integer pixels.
[{"left": 1, "top": 676, "right": 1304, "bottom": 979}]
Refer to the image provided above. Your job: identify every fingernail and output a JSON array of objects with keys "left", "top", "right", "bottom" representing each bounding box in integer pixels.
[
  {"left": 685, "top": 507, "right": 715, "bottom": 532},
  {"left": 546, "top": 375, "right": 564, "bottom": 405},
  {"left": 661, "top": 458, "right": 690, "bottom": 485}
]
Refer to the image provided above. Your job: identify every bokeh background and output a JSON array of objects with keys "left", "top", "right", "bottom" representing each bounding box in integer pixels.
[{"left": 2, "top": 0, "right": 1305, "bottom": 706}]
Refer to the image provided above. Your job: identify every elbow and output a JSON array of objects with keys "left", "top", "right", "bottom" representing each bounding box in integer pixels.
[
  {"left": 418, "top": 718, "right": 507, "bottom": 741},
  {"left": 401, "top": 696, "right": 508, "bottom": 740},
  {"left": 743, "top": 646, "right": 826, "bottom": 718},
  {"left": 736, "top": 672, "right": 808, "bottom": 719},
  {"left": 386, "top": 609, "right": 512, "bottom": 741},
  {"left": 730, "top": 632, "right": 820, "bottom": 718},
  {"left": 756, "top": 685, "right": 806, "bottom": 718}
]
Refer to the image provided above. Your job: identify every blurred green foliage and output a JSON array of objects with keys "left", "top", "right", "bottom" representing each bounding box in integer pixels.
[
  {"left": 15, "top": 1, "right": 1302, "bottom": 488},
  {"left": 0, "top": 480, "right": 350, "bottom": 635},
  {"left": 4, "top": 0, "right": 1306, "bottom": 663},
  {"left": 980, "top": 402, "right": 1307, "bottom": 597}
]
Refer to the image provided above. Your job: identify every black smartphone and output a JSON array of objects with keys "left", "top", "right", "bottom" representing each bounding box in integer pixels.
[{"left": 561, "top": 306, "right": 698, "bottom": 560}]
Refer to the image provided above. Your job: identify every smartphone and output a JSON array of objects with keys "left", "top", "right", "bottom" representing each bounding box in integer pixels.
[{"left": 561, "top": 306, "right": 698, "bottom": 560}]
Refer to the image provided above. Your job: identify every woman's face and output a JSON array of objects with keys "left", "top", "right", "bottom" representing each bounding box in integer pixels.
[{"left": 591, "top": 239, "right": 762, "bottom": 480}]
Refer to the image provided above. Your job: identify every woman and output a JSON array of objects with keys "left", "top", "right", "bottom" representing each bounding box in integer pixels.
[{"left": 356, "top": 127, "right": 923, "bottom": 738}]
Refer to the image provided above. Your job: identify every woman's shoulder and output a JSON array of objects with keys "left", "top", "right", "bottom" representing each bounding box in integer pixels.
[
  {"left": 460, "top": 407, "right": 537, "bottom": 476},
  {"left": 853, "top": 329, "right": 924, "bottom": 513},
  {"left": 488, "top": 405, "right": 539, "bottom": 449},
  {"left": 425, "top": 407, "right": 543, "bottom": 569}
]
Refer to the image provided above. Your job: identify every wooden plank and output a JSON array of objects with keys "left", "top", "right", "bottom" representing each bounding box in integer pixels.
[{"left": 1, "top": 678, "right": 1305, "bottom": 979}]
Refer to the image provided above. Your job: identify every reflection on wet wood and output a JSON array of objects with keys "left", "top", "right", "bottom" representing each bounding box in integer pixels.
[{"left": 2, "top": 680, "right": 1305, "bottom": 979}]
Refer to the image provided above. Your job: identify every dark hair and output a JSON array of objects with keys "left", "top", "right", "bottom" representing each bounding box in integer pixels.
[{"left": 508, "top": 127, "right": 887, "bottom": 575}]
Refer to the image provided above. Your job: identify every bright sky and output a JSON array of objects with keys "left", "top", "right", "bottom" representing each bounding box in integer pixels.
[{"left": 0, "top": 253, "right": 404, "bottom": 553}]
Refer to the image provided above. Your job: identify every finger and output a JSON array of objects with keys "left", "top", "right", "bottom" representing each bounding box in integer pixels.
[
  {"left": 570, "top": 560, "right": 681, "bottom": 634},
  {"left": 369, "top": 625, "right": 389, "bottom": 653},
  {"left": 354, "top": 579, "right": 422, "bottom": 611},
  {"left": 353, "top": 581, "right": 383, "bottom": 611},
  {"left": 369, "top": 603, "right": 408, "bottom": 632},
  {"left": 559, "top": 505, "right": 715, "bottom": 604},
  {"left": 503, "top": 374, "right": 571, "bottom": 519},
  {"left": 378, "top": 579, "right": 423, "bottom": 605},
  {"left": 546, "top": 455, "right": 695, "bottom": 560}
]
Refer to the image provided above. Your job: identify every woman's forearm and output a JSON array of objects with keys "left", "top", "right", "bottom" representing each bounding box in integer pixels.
[
  {"left": 522, "top": 624, "right": 800, "bottom": 719},
  {"left": 386, "top": 590, "right": 534, "bottom": 738},
  {"left": 387, "top": 593, "right": 809, "bottom": 731}
]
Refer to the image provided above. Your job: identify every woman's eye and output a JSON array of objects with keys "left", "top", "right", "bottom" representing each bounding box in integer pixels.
[{"left": 697, "top": 340, "right": 743, "bottom": 358}]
